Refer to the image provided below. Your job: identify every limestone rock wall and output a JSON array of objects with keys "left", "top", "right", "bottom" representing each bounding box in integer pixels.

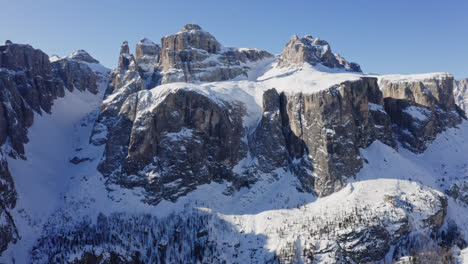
[{"left": 380, "top": 75, "right": 463, "bottom": 152}]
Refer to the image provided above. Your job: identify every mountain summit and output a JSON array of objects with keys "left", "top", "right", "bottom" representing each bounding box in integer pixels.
[{"left": 278, "top": 35, "right": 362, "bottom": 72}]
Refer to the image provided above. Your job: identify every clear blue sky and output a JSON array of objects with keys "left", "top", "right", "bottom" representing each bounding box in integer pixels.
[{"left": 1, "top": 0, "right": 467, "bottom": 78}]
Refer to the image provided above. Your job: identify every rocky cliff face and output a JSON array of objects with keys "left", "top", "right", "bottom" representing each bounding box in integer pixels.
[
  {"left": 379, "top": 74, "right": 463, "bottom": 152},
  {"left": 252, "top": 78, "right": 395, "bottom": 196},
  {"left": 454, "top": 78, "right": 468, "bottom": 115},
  {"left": 0, "top": 41, "right": 104, "bottom": 255},
  {"left": 98, "top": 89, "right": 248, "bottom": 204},
  {"left": 277, "top": 35, "right": 361, "bottom": 72},
  {"left": 158, "top": 24, "right": 273, "bottom": 83}
]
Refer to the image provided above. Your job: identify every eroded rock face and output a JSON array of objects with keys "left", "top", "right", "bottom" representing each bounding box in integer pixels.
[
  {"left": 98, "top": 89, "right": 247, "bottom": 204},
  {"left": 277, "top": 35, "right": 361, "bottom": 72},
  {"left": 0, "top": 42, "right": 64, "bottom": 115},
  {"left": 447, "top": 181, "right": 468, "bottom": 205},
  {"left": 66, "top": 50, "right": 100, "bottom": 64},
  {"left": 0, "top": 152, "right": 18, "bottom": 254},
  {"left": 51, "top": 57, "right": 99, "bottom": 94},
  {"left": 135, "top": 38, "right": 160, "bottom": 69},
  {"left": 252, "top": 78, "right": 395, "bottom": 196},
  {"left": 454, "top": 78, "right": 468, "bottom": 115},
  {"left": 135, "top": 38, "right": 161, "bottom": 89},
  {"left": 380, "top": 75, "right": 463, "bottom": 152},
  {"left": 158, "top": 24, "right": 273, "bottom": 84}
]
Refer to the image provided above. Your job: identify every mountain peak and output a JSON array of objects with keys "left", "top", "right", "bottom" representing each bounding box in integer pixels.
[
  {"left": 181, "top": 23, "right": 202, "bottom": 31},
  {"left": 66, "top": 49, "right": 99, "bottom": 64},
  {"left": 120, "top": 41, "right": 130, "bottom": 55},
  {"left": 278, "top": 34, "right": 361, "bottom": 72}
]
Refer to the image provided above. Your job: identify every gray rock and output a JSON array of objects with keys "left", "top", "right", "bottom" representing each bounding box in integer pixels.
[
  {"left": 51, "top": 57, "right": 99, "bottom": 94},
  {"left": 98, "top": 89, "right": 248, "bottom": 204},
  {"left": 277, "top": 35, "right": 362, "bottom": 72},
  {"left": 454, "top": 78, "right": 468, "bottom": 115},
  {"left": 135, "top": 38, "right": 161, "bottom": 89},
  {"left": 447, "top": 181, "right": 468, "bottom": 205},
  {"left": 67, "top": 50, "right": 99, "bottom": 64},
  {"left": 0, "top": 151, "right": 18, "bottom": 254},
  {"left": 249, "top": 89, "right": 290, "bottom": 173},
  {"left": 380, "top": 75, "right": 463, "bottom": 152},
  {"left": 251, "top": 78, "right": 395, "bottom": 196},
  {"left": 158, "top": 24, "right": 273, "bottom": 83}
]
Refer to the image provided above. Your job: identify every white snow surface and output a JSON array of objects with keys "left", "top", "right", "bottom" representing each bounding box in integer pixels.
[
  {"left": 403, "top": 105, "right": 431, "bottom": 121},
  {"left": 379, "top": 72, "right": 452, "bottom": 83}
]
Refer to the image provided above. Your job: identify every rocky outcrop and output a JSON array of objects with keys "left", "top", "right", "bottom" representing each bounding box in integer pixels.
[
  {"left": 103, "top": 25, "right": 273, "bottom": 89},
  {"left": 380, "top": 74, "right": 463, "bottom": 152},
  {"left": 252, "top": 78, "right": 395, "bottom": 196},
  {"left": 66, "top": 50, "right": 100, "bottom": 64},
  {"left": 135, "top": 38, "right": 161, "bottom": 89},
  {"left": 454, "top": 78, "right": 468, "bottom": 115},
  {"left": 98, "top": 89, "right": 247, "bottom": 204},
  {"left": 0, "top": 152, "right": 18, "bottom": 254},
  {"left": 51, "top": 57, "right": 99, "bottom": 94},
  {"left": 158, "top": 24, "right": 273, "bottom": 83},
  {"left": 447, "top": 181, "right": 468, "bottom": 205},
  {"left": 277, "top": 35, "right": 361, "bottom": 72},
  {"left": 0, "top": 42, "right": 64, "bottom": 115}
]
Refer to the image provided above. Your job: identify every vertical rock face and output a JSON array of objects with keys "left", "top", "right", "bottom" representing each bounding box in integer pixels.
[
  {"left": 252, "top": 78, "right": 395, "bottom": 196},
  {"left": 98, "top": 89, "right": 247, "bottom": 204},
  {"left": 454, "top": 78, "right": 468, "bottom": 115},
  {"left": 51, "top": 58, "right": 98, "bottom": 94},
  {"left": 277, "top": 35, "right": 362, "bottom": 72},
  {"left": 101, "top": 41, "right": 144, "bottom": 117},
  {"left": 0, "top": 42, "right": 64, "bottom": 115},
  {"left": 135, "top": 38, "right": 161, "bottom": 89},
  {"left": 0, "top": 42, "right": 62, "bottom": 157},
  {"left": 158, "top": 24, "right": 273, "bottom": 83},
  {"left": 135, "top": 38, "right": 160, "bottom": 70},
  {"left": 380, "top": 74, "right": 463, "bottom": 152}
]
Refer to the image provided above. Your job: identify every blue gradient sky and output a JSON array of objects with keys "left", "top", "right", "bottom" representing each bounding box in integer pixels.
[{"left": 1, "top": 0, "right": 467, "bottom": 78}]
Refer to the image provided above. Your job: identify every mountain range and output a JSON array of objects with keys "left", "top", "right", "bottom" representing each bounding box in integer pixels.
[{"left": 0, "top": 24, "right": 468, "bottom": 263}]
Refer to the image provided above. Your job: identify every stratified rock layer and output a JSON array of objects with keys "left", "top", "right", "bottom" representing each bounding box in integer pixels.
[
  {"left": 98, "top": 89, "right": 247, "bottom": 204},
  {"left": 252, "top": 78, "right": 395, "bottom": 196},
  {"left": 380, "top": 74, "right": 463, "bottom": 152},
  {"left": 278, "top": 35, "right": 361, "bottom": 72}
]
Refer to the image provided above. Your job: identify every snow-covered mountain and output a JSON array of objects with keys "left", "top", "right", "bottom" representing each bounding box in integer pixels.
[{"left": 0, "top": 25, "right": 468, "bottom": 263}]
